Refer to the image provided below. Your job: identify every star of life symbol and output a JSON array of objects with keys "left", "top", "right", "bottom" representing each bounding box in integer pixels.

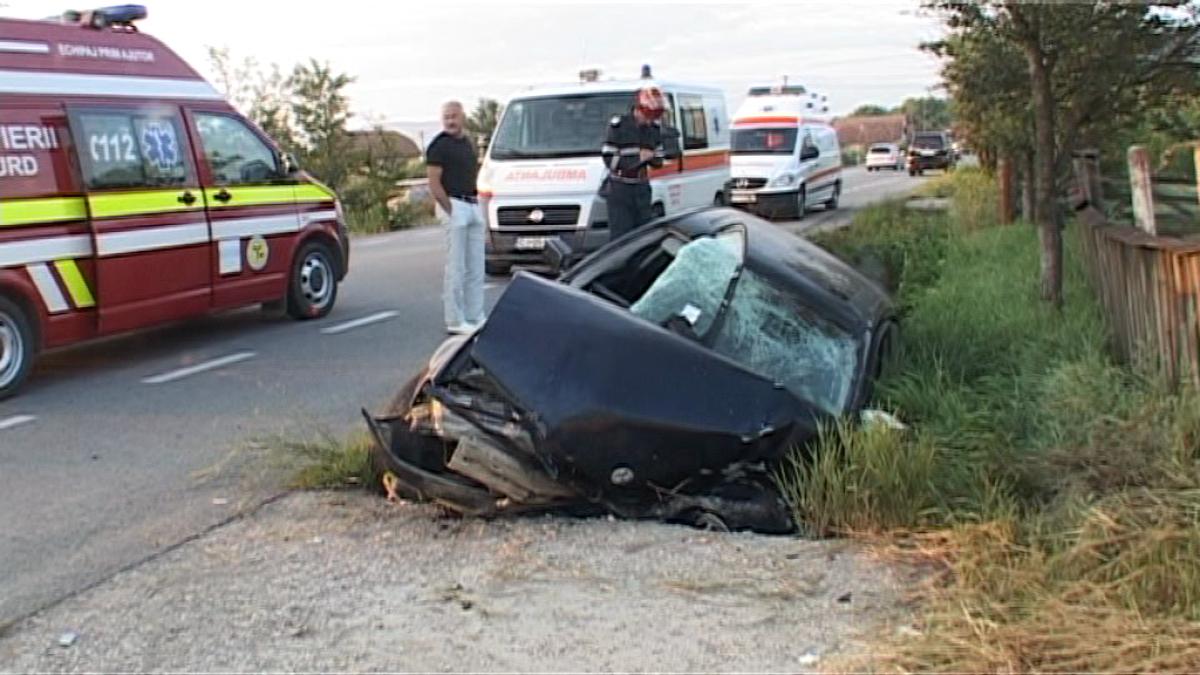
[{"left": 140, "top": 123, "right": 178, "bottom": 172}]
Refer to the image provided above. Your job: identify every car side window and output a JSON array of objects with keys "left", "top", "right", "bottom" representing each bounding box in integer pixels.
[
  {"left": 73, "top": 108, "right": 190, "bottom": 190},
  {"left": 678, "top": 94, "right": 708, "bottom": 150},
  {"left": 194, "top": 113, "right": 283, "bottom": 185}
]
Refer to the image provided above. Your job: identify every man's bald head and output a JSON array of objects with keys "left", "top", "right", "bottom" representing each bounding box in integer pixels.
[{"left": 442, "top": 101, "right": 466, "bottom": 137}]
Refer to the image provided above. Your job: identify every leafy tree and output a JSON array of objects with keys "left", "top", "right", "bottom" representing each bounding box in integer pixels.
[
  {"left": 896, "top": 96, "right": 953, "bottom": 132},
  {"left": 288, "top": 59, "right": 355, "bottom": 190},
  {"left": 465, "top": 98, "right": 503, "bottom": 146},
  {"left": 850, "top": 104, "right": 891, "bottom": 117},
  {"left": 925, "top": 1, "right": 1200, "bottom": 306}
]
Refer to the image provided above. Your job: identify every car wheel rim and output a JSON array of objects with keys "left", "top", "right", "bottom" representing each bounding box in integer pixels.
[
  {"left": 0, "top": 311, "right": 23, "bottom": 389},
  {"left": 299, "top": 252, "right": 334, "bottom": 311}
]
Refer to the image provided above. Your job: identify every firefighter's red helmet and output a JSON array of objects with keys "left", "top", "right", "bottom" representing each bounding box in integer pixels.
[{"left": 635, "top": 85, "right": 666, "bottom": 121}]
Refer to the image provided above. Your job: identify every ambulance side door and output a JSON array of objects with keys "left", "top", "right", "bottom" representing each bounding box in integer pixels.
[
  {"left": 68, "top": 105, "right": 211, "bottom": 335},
  {"left": 184, "top": 108, "right": 299, "bottom": 309}
]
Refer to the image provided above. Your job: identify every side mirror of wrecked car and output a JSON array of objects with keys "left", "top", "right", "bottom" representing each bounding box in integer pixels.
[
  {"left": 544, "top": 236, "right": 575, "bottom": 275},
  {"left": 662, "top": 126, "right": 683, "bottom": 160}
]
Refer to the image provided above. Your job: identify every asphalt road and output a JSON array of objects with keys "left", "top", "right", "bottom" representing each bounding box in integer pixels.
[{"left": 0, "top": 165, "right": 923, "bottom": 625}]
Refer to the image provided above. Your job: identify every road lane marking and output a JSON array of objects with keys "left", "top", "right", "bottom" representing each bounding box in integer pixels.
[
  {"left": 142, "top": 351, "right": 257, "bottom": 385},
  {"left": 320, "top": 310, "right": 400, "bottom": 335},
  {"left": 0, "top": 415, "right": 36, "bottom": 431}
]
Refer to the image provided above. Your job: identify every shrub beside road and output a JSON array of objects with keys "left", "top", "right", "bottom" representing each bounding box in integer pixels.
[{"left": 780, "top": 168, "right": 1200, "bottom": 672}]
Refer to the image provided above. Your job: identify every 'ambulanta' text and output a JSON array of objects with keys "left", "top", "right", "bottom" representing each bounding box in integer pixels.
[{"left": 0, "top": 125, "right": 59, "bottom": 178}]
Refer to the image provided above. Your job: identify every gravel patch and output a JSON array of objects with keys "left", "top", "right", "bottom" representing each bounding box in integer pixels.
[{"left": 0, "top": 492, "right": 911, "bottom": 673}]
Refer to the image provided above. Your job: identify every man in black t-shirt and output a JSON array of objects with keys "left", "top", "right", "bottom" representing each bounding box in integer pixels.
[{"left": 426, "top": 100, "right": 485, "bottom": 334}]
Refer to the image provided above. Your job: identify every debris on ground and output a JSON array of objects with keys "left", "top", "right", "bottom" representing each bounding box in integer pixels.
[{"left": 0, "top": 492, "right": 912, "bottom": 672}]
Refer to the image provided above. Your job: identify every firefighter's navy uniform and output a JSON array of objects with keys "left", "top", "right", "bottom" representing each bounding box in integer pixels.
[{"left": 601, "top": 112, "right": 665, "bottom": 240}]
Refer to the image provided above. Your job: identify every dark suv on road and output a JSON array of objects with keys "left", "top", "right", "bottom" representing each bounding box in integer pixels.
[{"left": 907, "top": 131, "right": 956, "bottom": 175}]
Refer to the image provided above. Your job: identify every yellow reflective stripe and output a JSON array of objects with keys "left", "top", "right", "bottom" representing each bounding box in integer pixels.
[
  {"left": 0, "top": 197, "right": 88, "bottom": 227},
  {"left": 296, "top": 182, "right": 336, "bottom": 202},
  {"left": 88, "top": 190, "right": 203, "bottom": 218},
  {"left": 54, "top": 259, "right": 96, "bottom": 309},
  {"left": 205, "top": 185, "right": 294, "bottom": 207}
]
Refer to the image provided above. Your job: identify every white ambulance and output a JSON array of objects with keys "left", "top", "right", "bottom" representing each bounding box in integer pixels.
[
  {"left": 726, "top": 84, "right": 843, "bottom": 221},
  {"left": 478, "top": 72, "right": 729, "bottom": 274}
]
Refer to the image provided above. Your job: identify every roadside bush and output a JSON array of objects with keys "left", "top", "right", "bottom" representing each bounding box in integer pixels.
[{"left": 784, "top": 167, "right": 1200, "bottom": 672}]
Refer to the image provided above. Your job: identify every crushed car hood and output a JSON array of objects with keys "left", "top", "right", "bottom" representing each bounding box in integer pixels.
[{"left": 440, "top": 273, "right": 822, "bottom": 499}]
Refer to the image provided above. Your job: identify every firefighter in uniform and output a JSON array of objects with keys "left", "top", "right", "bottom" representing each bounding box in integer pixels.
[{"left": 601, "top": 85, "right": 667, "bottom": 240}]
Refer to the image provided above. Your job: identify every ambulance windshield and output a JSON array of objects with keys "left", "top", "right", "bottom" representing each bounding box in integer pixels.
[
  {"left": 731, "top": 128, "right": 798, "bottom": 155},
  {"left": 491, "top": 93, "right": 632, "bottom": 160}
]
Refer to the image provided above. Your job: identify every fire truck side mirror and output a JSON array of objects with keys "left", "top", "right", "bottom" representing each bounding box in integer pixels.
[{"left": 281, "top": 152, "right": 301, "bottom": 175}]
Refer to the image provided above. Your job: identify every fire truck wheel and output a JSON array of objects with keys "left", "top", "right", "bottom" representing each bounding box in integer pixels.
[
  {"left": 286, "top": 241, "right": 339, "bottom": 320},
  {"left": 0, "top": 295, "right": 36, "bottom": 400}
]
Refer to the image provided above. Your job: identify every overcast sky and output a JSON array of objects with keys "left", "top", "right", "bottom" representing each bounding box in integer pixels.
[{"left": 4, "top": 0, "right": 945, "bottom": 135}]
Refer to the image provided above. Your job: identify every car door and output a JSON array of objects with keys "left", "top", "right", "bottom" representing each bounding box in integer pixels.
[
  {"left": 68, "top": 104, "right": 210, "bottom": 335},
  {"left": 676, "top": 92, "right": 711, "bottom": 209},
  {"left": 185, "top": 109, "right": 299, "bottom": 309},
  {"left": 798, "top": 128, "right": 820, "bottom": 205}
]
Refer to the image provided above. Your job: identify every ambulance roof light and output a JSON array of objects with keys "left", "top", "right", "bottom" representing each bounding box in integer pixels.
[{"left": 64, "top": 4, "right": 148, "bottom": 30}]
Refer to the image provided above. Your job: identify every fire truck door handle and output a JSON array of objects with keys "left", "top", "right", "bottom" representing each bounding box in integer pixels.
[
  {"left": 177, "top": 191, "right": 197, "bottom": 206},
  {"left": 213, "top": 189, "right": 232, "bottom": 203}
]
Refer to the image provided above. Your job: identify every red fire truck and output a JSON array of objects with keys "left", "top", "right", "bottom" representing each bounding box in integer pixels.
[{"left": 0, "top": 6, "right": 350, "bottom": 399}]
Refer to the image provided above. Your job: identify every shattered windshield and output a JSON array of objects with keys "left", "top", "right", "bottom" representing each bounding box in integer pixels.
[
  {"left": 712, "top": 270, "right": 859, "bottom": 415},
  {"left": 627, "top": 231, "right": 857, "bottom": 415},
  {"left": 629, "top": 232, "right": 744, "bottom": 337}
]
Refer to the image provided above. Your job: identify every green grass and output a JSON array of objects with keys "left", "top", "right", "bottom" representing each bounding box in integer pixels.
[
  {"left": 788, "top": 169, "right": 1200, "bottom": 672},
  {"left": 270, "top": 432, "right": 379, "bottom": 490}
]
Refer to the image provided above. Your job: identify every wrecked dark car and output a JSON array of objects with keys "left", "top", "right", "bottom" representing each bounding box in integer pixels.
[{"left": 365, "top": 207, "right": 896, "bottom": 533}]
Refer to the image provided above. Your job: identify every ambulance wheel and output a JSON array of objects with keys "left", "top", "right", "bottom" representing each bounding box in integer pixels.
[
  {"left": 0, "top": 295, "right": 36, "bottom": 400},
  {"left": 825, "top": 182, "right": 841, "bottom": 210},
  {"left": 287, "top": 241, "right": 339, "bottom": 320},
  {"left": 794, "top": 186, "right": 807, "bottom": 221},
  {"left": 713, "top": 192, "right": 725, "bottom": 206},
  {"left": 652, "top": 203, "right": 665, "bottom": 220}
]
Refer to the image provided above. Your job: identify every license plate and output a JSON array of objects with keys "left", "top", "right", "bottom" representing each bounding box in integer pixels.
[
  {"left": 920, "top": 150, "right": 936, "bottom": 157},
  {"left": 730, "top": 192, "right": 757, "bottom": 204},
  {"left": 515, "top": 236, "right": 547, "bottom": 251}
]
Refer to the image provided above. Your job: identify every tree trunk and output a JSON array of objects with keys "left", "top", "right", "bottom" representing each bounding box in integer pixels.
[
  {"left": 1026, "top": 47, "right": 1063, "bottom": 306},
  {"left": 1021, "top": 150, "right": 1036, "bottom": 220},
  {"left": 998, "top": 157, "right": 1016, "bottom": 224}
]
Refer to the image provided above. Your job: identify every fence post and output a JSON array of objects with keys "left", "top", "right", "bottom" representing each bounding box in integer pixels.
[
  {"left": 1194, "top": 144, "right": 1200, "bottom": 209},
  {"left": 1128, "top": 145, "right": 1157, "bottom": 235},
  {"left": 1073, "top": 149, "right": 1102, "bottom": 208}
]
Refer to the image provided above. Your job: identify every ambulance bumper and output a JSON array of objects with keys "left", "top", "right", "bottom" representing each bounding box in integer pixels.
[{"left": 486, "top": 227, "right": 611, "bottom": 273}]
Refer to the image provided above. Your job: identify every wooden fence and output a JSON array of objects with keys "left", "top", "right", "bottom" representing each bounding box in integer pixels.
[{"left": 1073, "top": 150, "right": 1200, "bottom": 388}]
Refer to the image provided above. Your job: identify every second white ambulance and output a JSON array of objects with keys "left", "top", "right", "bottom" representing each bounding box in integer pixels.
[
  {"left": 726, "top": 84, "right": 843, "bottom": 221},
  {"left": 478, "top": 72, "right": 729, "bottom": 274}
]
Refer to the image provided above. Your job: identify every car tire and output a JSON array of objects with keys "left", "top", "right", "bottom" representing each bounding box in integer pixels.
[
  {"left": 485, "top": 260, "right": 511, "bottom": 277},
  {"left": 0, "top": 295, "right": 36, "bottom": 401},
  {"left": 825, "top": 182, "right": 841, "bottom": 210},
  {"left": 652, "top": 203, "right": 665, "bottom": 219},
  {"left": 795, "top": 186, "right": 807, "bottom": 221},
  {"left": 286, "top": 240, "right": 339, "bottom": 320}
]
